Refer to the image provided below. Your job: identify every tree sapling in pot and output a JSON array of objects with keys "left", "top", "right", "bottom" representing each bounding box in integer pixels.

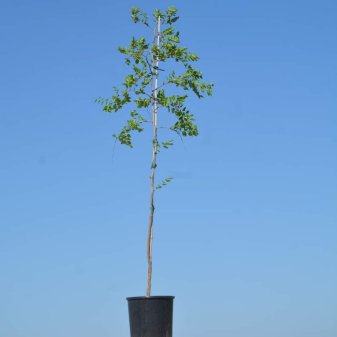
[{"left": 96, "top": 7, "right": 213, "bottom": 337}]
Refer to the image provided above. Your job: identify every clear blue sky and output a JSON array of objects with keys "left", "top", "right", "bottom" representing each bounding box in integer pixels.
[{"left": 1, "top": 0, "right": 336, "bottom": 336}]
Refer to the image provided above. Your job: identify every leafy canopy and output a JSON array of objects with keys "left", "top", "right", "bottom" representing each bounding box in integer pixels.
[{"left": 96, "top": 6, "right": 214, "bottom": 148}]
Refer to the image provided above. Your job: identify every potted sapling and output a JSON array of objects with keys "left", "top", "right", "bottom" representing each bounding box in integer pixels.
[{"left": 96, "top": 7, "right": 213, "bottom": 337}]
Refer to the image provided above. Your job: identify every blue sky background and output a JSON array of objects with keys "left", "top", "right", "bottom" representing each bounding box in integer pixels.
[{"left": 1, "top": 0, "right": 336, "bottom": 336}]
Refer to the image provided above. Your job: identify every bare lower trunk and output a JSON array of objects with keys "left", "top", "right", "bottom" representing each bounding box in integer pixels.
[{"left": 146, "top": 16, "right": 161, "bottom": 298}]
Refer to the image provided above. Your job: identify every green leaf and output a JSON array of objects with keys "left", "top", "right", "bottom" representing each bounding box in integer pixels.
[
  {"left": 123, "top": 75, "right": 136, "bottom": 88},
  {"left": 118, "top": 47, "right": 128, "bottom": 54},
  {"left": 153, "top": 9, "right": 163, "bottom": 20},
  {"left": 168, "top": 35, "right": 180, "bottom": 43},
  {"left": 161, "top": 140, "right": 174, "bottom": 149},
  {"left": 155, "top": 177, "right": 173, "bottom": 190},
  {"left": 131, "top": 7, "right": 140, "bottom": 23},
  {"left": 167, "top": 7, "right": 177, "bottom": 15},
  {"left": 162, "top": 27, "right": 174, "bottom": 36},
  {"left": 135, "top": 97, "right": 150, "bottom": 108}
]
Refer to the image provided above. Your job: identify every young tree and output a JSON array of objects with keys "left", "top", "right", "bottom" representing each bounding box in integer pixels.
[{"left": 96, "top": 7, "right": 213, "bottom": 297}]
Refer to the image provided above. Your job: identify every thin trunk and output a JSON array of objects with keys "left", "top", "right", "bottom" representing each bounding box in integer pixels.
[{"left": 146, "top": 16, "right": 161, "bottom": 298}]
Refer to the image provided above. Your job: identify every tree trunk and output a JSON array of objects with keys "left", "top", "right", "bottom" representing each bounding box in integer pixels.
[{"left": 146, "top": 15, "right": 161, "bottom": 298}]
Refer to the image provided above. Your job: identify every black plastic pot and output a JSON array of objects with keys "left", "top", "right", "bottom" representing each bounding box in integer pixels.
[{"left": 127, "top": 296, "right": 174, "bottom": 337}]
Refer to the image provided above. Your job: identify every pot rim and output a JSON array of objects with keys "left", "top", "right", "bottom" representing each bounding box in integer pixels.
[{"left": 127, "top": 296, "right": 175, "bottom": 301}]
